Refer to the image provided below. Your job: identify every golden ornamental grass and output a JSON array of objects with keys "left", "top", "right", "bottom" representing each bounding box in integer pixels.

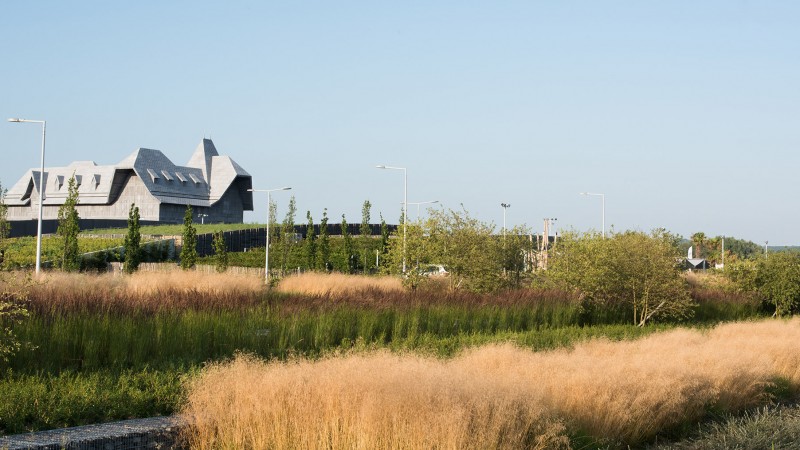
[
  {"left": 26, "top": 271, "right": 265, "bottom": 314},
  {"left": 181, "top": 319, "right": 800, "bottom": 449},
  {"left": 276, "top": 272, "right": 404, "bottom": 297}
]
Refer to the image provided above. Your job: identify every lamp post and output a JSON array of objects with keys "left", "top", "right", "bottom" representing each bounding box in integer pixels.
[
  {"left": 406, "top": 200, "right": 439, "bottom": 221},
  {"left": 8, "top": 118, "right": 46, "bottom": 275},
  {"left": 580, "top": 192, "right": 605, "bottom": 238},
  {"left": 197, "top": 213, "right": 208, "bottom": 225},
  {"left": 500, "top": 203, "right": 511, "bottom": 240},
  {"left": 248, "top": 187, "right": 291, "bottom": 284},
  {"left": 377, "top": 165, "right": 407, "bottom": 273}
]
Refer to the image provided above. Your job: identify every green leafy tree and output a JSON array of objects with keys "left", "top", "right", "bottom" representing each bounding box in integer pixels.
[
  {"left": 380, "top": 213, "right": 390, "bottom": 257},
  {"left": 123, "top": 203, "right": 142, "bottom": 273},
  {"left": 57, "top": 175, "right": 81, "bottom": 271},
  {"left": 691, "top": 231, "right": 707, "bottom": 259},
  {"left": 213, "top": 230, "right": 228, "bottom": 273},
  {"left": 180, "top": 205, "right": 198, "bottom": 270},
  {"left": 318, "top": 209, "right": 331, "bottom": 271},
  {"left": 360, "top": 200, "right": 372, "bottom": 273},
  {"left": 304, "top": 211, "right": 316, "bottom": 270},
  {"left": 383, "top": 206, "right": 510, "bottom": 292},
  {"left": 0, "top": 273, "right": 32, "bottom": 362},
  {"left": 548, "top": 230, "right": 694, "bottom": 326},
  {"left": 268, "top": 198, "right": 278, "bottom": 241},
  {"left": 280, "top": 195, "right": 297, "bottom": 275},
  {"left": 753, "top": 252, "right": 800, "bottom": 316},
  {"left": 339, "top": 214, "right": 355, "bottom": 273}
]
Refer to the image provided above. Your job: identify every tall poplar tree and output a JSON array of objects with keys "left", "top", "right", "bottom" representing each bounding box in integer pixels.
[
  {"left": 341, "top": 214, "right": 355, "bottom": 273},
  {"left": 318, "top": 208, "right": 330, "bottom": 271},
  {"left": 360, "top": 200, "right": 372, "bottom": 273},
  {"left": 213, "top": 230, "right": 228, "bottom": 273},
  {"left": 123, "top": 203, "right": 141, "bottom": 273},
  {"left": 57, "top": 175, "right": 81, "bottom": 271},
  {"left": 180, "top": 205, "right": 198, "bottom": 270},
  {"left": 281, "top": 195, "right": 297, "bottom": 274},
  {"left": 304, "top": 211, "right": 316, "bottom": 270}
]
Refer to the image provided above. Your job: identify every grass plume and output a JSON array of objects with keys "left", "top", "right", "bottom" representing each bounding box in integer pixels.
[{"left": 182, "top": 319, "right": 800, "bottom": 448}]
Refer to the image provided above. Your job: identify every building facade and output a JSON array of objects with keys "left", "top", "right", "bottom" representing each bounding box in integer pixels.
[{"left": 5, "top": 139, "right": 253, "bottom": 235}]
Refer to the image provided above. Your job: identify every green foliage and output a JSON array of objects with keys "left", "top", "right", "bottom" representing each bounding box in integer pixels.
[
  {"left": 724, "top": 259, "right": 760, "bottom": 293},
  {"left": 360, "top": 200, "right": 372, "bottom": 273},
  {"left": 339, "top": 214, "right": 356, "bottom": 273},
  {"left": 548, "top": 230, "right": 695, "bottom": 326},
  {"left": 380, "top": 213, "right": 390, "bottom": 257},
  {"left": 280, "top": 196, "right": 297, "bottom": 274},
  {"left": 755, "top": 252, "right": 800, "bottom": 316},
  {"left": 691, "top": 231, "right": 707, "bottom": 259},
  {"left": 123, "top": 203, "right": 141, "bottom": 274},
  {"left": 384, "top": 207, "right": 530, "bottom": 292},
  {"left": 0, "top": 273, "right": 31, "bottom": 363},
  {"left": 180, "top": 206, "right": 198, "bottom": 270},
  {"left": 268, "top": 198, "right": 278, "bottom": 243},
  {"left": 318, "top": 209, "right": 331, "bottom": 271},
  {"left": 0, "top": 367, "right": 187, "bottom": 435},
  {"left": 304, "top": 211, "right": 316, "bottom": 270},
  {"left": 212, "top": 231, "right": 228, "bottom": 273},
  {"left": 83, "top": 222, "right": 260, "bottom": 236},
  {"left": 56, "top": 175, "right": 81, "bottom": 271}
]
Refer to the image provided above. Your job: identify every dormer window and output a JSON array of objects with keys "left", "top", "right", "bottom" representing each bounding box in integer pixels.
[
  {"left": 91, "top": 174, "right": 101, "bottom": 189},
  {"left": 146, "top": 168, "right": 159, "bottom": 183},
  {"left": 54, "top": 175, "right": 65, "bottom": 190},
  {"left": 188, "top": 174, "right": 202, "bottom": 185},
  {"left": 161, "top": 170, "right": 174, "bottom": 181},
  {"left": 74, "top": 175, "right": 83, "bottom": 187},
  {"left": 175, "top": 172, "right": 187, "bottom": 183}
]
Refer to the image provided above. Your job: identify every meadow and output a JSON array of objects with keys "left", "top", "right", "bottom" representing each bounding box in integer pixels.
[{"left": 0, "top": 270, "right": 785, "bottom": 449}]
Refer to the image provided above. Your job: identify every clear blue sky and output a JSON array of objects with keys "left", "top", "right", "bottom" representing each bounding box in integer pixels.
[{"left": 2, "top": 1, "right": 798, "bottom": 244}]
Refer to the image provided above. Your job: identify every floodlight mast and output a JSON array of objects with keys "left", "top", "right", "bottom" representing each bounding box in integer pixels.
[
  {"left": 580, "top": 192, "right": 605, "bottom": 238},
  {"left": 8, "top": 118, "right": 47, "bottom": 275},
  {"left": 376, "top": 165, "right": 407, "bottom": 273},
  {"left": 248, "top": 187, "right": 292, "bottom": 284}
]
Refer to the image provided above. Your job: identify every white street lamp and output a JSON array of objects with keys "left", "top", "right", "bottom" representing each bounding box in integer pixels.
[
  {"left": 248, "top": 187, "right": 291, "bottom": 284},
  {"left": 405, "top": 200, "right": 439, "bottom": 221},
  {"left": 500, "top": 203, "right": 511, "bottom": 240},
  {"left": 8, "top": 118, "right": 46, "bottom": 275},
  {"left": 197, "top": 213, "right": 208, "bottom": 225},
  {"left": 377, "top": 165, "right": 407, "bottom": 273},
  {"left": 580, "top": 192, "right": 605, "bottom": 238}
]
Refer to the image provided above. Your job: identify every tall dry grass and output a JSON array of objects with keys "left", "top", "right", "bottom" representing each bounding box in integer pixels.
[
  {"left": 276, "top": 272, "right": 405, "bottom": 296},
  {"left": 181, "top": 319, "right": 800, "bottom": 449},
  {"left": 24, "top": 271, "right": 265, "bottom": 315}
]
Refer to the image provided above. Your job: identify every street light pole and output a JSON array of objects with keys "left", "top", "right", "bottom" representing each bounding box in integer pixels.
[
  {"left": 377, "top": 165, "right": 407, "bottom": 273},
  {"left": 500, "top": 203, "right": 511, "bottom": 240},
  {"left": 197, "top": 213, "right": 208, "bottom": 225},
  {"left": 8, "top": 118, "right": 46, "bottom": 275},
  {"left": 580, "top": 192, "right": 605, "bottom": 238},
  {"left": 248, "top": 187, "right": 291, "bottom": 284}
]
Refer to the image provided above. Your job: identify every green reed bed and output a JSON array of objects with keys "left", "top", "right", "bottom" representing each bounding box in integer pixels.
[
  {"left": 0, "top": 367, "right": 188, "bottom": 435},
  {"left": 10, "top": 301, "right": 600, "bottom": 372}
]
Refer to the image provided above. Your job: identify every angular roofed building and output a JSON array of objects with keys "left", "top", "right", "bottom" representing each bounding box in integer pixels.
[{"left": 5, "top": 139, "right": 253, "bottom": 236}]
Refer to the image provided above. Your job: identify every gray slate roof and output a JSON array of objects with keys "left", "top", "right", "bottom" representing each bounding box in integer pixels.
[{"left": 5, "top": 139, "right": 252, "bottom": 210}]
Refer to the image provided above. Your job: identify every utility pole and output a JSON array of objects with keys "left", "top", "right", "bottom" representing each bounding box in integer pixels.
[{"left": 501, "top": 203, "right": 511, "bottom": 241}]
